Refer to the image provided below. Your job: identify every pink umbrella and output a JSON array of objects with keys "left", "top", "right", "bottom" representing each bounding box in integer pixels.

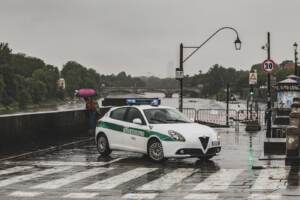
[{"left": 75, "top": 89, "right": 97, "bottom": 97}]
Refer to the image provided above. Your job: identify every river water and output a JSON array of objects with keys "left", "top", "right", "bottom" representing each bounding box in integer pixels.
[
  {"left": 104, "top": 92, "right": 248, "bottom": 111},
  {"left": 1, "top": 92, "right": 263, "bottom": 116}
]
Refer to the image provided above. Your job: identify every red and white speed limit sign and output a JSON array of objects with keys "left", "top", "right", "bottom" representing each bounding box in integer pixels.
[{"left": 262, "top": 59, "right": 276, "bottom": 73}]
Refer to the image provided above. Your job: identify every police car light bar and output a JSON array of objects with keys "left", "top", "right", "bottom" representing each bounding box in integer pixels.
[
  {"left": 101, "top": 98, "right": 161, "bottom": 107},
  {"left": 126, "top": 98, "right": 161, "bottom": 106}
]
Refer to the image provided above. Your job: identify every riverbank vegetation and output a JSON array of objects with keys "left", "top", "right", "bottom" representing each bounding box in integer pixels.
[{"left": 0, "top": 42, "right": 295, "bottom": 111}]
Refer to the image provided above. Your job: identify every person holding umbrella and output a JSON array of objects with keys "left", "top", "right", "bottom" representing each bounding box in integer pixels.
[{"left": 75, "top": 89, "right": 99, "bottom": 134}]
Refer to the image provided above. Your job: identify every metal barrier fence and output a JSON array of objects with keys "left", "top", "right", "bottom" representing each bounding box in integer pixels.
[
  {"left": 196, "top": 109, "right": 237, "bottom": 126},
  {"left": 182, "top": 108, "right": 265, "bottom": 127},
  {"left": 181, "top": 108, "right": 197, "bottom": 121}
]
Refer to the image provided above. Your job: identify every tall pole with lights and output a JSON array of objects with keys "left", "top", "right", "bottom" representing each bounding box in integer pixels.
[
  {"left": 294, "top": 42, "right": 298, "bottom": 76},
  {"left": 177, "top": 27, "right": 242, "bottom": 112}
]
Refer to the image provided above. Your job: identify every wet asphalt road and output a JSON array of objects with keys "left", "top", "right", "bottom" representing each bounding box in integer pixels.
[{"left": 0, "top": 126, "right": 299, "bottom": 200}]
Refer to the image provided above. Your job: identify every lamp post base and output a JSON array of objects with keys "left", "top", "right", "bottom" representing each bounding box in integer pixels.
[{"left": 264, "top": 138, "right": 286, "bottom": 155}]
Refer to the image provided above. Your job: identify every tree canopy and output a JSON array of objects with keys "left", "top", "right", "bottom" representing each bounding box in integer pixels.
[{"left": 0, "top": 42, "right": 296, "bottom": 110}]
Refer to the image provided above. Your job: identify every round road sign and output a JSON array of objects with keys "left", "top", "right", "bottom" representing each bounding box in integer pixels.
[{"left": 262, "top": 59, "right": 276, "bottom": 73}]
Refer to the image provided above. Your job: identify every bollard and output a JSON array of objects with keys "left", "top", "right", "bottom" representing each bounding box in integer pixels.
[
  {"left": 291, "top": 102, "right": 300, "bottom": 113},
  {"left": 286, "top": 127, "right": 300, "bottom": 164},
  {"left": 290, "top": 112, "right": 300, "bottom": 127}
]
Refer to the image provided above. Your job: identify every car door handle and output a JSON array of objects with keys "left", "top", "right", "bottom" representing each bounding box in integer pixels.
[{"left": 130, "top": 136, "right": 136, "bottom": 140}]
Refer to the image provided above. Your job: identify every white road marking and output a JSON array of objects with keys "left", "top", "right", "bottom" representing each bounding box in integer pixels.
[
  {"left": 0, "top": 166, "right": 71, "bottom": 187},
  {"left": 122, "top": 193, "right": 158, "bottom": 199},
  {"left": 192, "top": 169, "right": 243, "bottom": 190},
  {"left": 137, "top": 168, "right": 195, "bottom": 191},
  {"left": 32, "top": 167, "right": 113, "bottom": 189},
  {"left": 63, "top": 192, "right": 99, "bottom": 199},
  {"left": 251, "top": 168, "right": 288, "bottom": 190},
  {"left": 248, "top": 193, "right": 282, "bottom": 200},
  {"left": 3, "top": 158, "right": 123, "bottom": 167},
  {"left": 184, "top": 193, "right": 218, "bottom": 200},
  {"left": 0, "top": 166, "right": 33, "bottom": 176},
  {"left": 83, "top": 167, "right": 157, "bottom": 190},
  {"left": 9, "top": 191, "right": 43, "bottom": 197}
]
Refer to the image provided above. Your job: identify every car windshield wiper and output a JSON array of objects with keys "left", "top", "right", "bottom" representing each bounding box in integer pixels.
[{"left": 150, "top": 118, "right": 168, "bottom": 124}]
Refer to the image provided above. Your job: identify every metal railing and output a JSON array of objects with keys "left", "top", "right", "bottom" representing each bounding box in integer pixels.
[
  {"left": 181, "top": 108, "right": 197, "bottom": 121},
  {"left": 196, "top": 109, "right": 237, "bottom": 126},
  {"left": 182, "top": 108, "right": 265, "bottom": 127}
]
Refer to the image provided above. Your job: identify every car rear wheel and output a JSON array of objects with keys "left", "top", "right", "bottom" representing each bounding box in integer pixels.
[
  {"left": 148, "top": 139, "right": 165, "bottom": 162},
  {"left": 97, "top": 134, "right": 111, "bottom": 156}
]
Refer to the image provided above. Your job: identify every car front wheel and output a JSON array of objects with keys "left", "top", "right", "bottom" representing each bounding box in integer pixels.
[
  {"left": 148, "top": 139, "right": 165, "bottom": 162},
  {"left": 97, "top": 134, "right": 111, "bottom": 156}
]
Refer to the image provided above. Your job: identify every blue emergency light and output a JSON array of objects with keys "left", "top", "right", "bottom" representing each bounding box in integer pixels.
[{"left": 126, "top": 98, "right": 161, "bottom": 106}]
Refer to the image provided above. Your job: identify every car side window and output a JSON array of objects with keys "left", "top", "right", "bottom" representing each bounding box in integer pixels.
[
  {"left": 110, "top": 107, "right": 128, "bottom": 121},
  {"left": 125, "top": 108, "right": 146, "bottom": 125}
]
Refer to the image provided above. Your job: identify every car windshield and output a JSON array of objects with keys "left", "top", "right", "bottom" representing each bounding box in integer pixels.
[{"left": 143, "top": 108, "right": 192, "bottom": 124}]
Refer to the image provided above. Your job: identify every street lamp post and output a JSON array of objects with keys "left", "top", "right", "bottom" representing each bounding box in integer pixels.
[
  {"left": 294, "top": 42, "right": 298, "bottom": 76},
  {"left": 177, "top": 27, "right": 242, "bottom": 112}
]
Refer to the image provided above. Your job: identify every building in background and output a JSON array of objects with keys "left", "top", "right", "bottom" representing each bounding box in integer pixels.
[{"left": 57, "top": 78, "right": 66, "bottom": 90}]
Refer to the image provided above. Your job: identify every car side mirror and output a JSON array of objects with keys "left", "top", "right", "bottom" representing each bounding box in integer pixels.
[{"left": 133, "top": 118, "right": 143, "bottom": 125}]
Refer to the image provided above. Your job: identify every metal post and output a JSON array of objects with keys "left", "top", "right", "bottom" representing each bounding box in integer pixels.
[
  {"left": 179, "top": 43, "right": 184, "bottom": 112},
  {"left": 266, "top": 32, "right": 272, "bottom": 138},
  {"left": 176, "top": 27, "right": 241, "bottom": 112},
  {"left": 295, "top": 45, "right": 298, "bottom": 76},
  {"left": 226, "top": 83, "right": 229, "bottom": 126},
  {"left": 246, "top": 98, "right": 249, "bottom": 120},
  {"left": 250, "top": 85, "right": 253, "bottom": 120}
]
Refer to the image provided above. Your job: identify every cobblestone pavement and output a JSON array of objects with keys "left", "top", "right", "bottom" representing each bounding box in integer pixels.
[{"left": 0, "top": 127, "right": 299, "bottom": 200}]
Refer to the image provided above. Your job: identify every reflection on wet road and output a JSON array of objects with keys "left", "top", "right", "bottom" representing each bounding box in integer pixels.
[{"left": 0, "top": 127, "right": 299, "bottom": 200}]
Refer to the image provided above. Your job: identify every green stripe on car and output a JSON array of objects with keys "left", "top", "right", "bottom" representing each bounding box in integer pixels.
[{"left": 97, "top": 121, "right": 174, "bottom": 141}]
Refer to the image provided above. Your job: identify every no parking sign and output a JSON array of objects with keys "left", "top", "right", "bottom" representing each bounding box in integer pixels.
[{"left": 262, "top": 59, "right": 276, "bottom": 73}]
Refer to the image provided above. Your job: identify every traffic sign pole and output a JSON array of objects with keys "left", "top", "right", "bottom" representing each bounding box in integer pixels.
[{"left": 267, "top": 32, "right": 272, "bottom": 138}]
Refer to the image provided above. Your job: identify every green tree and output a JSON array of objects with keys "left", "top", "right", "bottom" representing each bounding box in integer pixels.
[
  {"left": 0, "top": 43, "right": 12, "bottom": 65},
  {"left": 0, "top": 75, "right": 5, "bottom": 103},
  {"left": 32, "top": 65, "right": 60, "bottom": 98},
  {"left": 61, "top": 61, "right": 88, "bottom": 97},
  {"left": 27, "top": 78, "right": 47, "bottom": 104},
  {"left": 11, "top": 53, "right": 46, "bottom": 77}
]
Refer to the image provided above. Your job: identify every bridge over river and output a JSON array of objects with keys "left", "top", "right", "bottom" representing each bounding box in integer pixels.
[{"left": 102, "top": 87, "right": 201, "bottom": 98}]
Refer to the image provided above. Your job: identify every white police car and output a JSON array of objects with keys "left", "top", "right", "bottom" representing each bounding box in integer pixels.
[{"left": 95, "top": 98, "right": 221, "bottom": 162}]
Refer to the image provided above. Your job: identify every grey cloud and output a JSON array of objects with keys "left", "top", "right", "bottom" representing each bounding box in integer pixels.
[{"left": 0, "top": 0, "right": 300, "bottom": 77}]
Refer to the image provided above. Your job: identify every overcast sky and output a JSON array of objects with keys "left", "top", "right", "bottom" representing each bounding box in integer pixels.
[{"left": 0, "top": 0, "right": 299, "bottom": 77}]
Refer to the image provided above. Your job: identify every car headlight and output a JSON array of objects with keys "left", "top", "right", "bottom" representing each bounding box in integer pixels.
[{"left": 168, "top": 130, "right": 185, "bottom": 142}]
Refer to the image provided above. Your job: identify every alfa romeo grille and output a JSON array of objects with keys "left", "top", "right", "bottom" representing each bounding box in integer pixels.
[{"left": 199, "top": 136, "right": 209, "bottom": 150}]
